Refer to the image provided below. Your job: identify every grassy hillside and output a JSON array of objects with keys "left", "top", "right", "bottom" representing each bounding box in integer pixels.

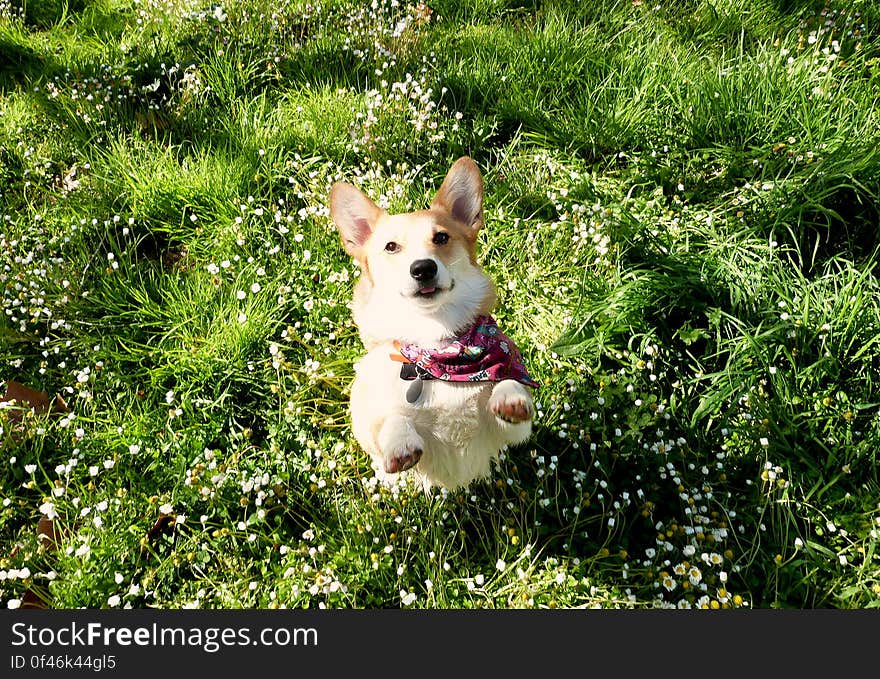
[{"left": 1, "top": 0, "right": 879, "bottom": 609}]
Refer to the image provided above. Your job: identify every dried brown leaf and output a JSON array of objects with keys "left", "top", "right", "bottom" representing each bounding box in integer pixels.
[
  {"left": 37, "top": 516, "right": 61, "bottom": 551},
  {"left": 1, "top": 380, "right": 50, "bottom": 420}
]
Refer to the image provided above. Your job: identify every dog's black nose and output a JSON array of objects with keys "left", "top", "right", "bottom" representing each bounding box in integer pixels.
[{"left": 410, "top": 258, "right": 438, "bottom": 282}]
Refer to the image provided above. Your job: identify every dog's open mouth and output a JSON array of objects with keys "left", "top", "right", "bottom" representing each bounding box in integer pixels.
[{"left": 414, "top": 279, "right": 453, "bottom": 299}]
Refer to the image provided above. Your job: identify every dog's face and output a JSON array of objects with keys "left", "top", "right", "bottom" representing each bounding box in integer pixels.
[
  {"left": 360, "top": 209, "right": 474, "bottom": 308},
  {"left": 330, "top": 157, "right": 495, "bottom": 344}
]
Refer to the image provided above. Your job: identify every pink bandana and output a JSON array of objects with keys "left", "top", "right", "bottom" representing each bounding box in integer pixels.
[{"left": 394, "top": 315, "right": 539, "bottom": 388}]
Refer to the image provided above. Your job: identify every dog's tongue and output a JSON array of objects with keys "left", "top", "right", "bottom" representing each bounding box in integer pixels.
[{"left": 419, "top": 286, "right": 437, "bottom": 295}]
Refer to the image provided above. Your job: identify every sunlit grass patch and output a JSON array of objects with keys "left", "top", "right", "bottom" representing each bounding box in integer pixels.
[{"left": 1, "top": 0, "right": 879, "bottom": 610}]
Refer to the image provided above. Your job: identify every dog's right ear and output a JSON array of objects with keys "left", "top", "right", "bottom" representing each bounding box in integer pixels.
[
  {"left": 431, "top": 156, "right": 484, "bottom": 236},
  {"left": 329, "top": 183, "right": 383, "bottom": 258}
]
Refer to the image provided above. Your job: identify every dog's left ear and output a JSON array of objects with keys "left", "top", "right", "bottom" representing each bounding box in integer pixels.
[
  {"left": 431, "top": 156, "right": 484, "bottom": 234},
  {"left": 329, "top": 182, "right": 384, "bottom": 259}
]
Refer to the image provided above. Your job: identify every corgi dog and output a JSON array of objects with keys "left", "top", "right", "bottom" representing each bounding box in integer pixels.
[{"left": 329, "top": 157, "right": 537, "bottom": 490}]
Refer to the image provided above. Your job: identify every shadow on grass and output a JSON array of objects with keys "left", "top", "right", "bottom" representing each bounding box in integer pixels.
[{"left": 0, "top": 38, "right": 60, "bottom": 88}]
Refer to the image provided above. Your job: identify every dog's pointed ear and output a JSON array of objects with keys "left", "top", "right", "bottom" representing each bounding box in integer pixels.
[
  {"left": 431, "top": 156, "right": 484, "bottom": 233},
  {"left": 329, "top": 182, "right": 383, "bottom": 258}
]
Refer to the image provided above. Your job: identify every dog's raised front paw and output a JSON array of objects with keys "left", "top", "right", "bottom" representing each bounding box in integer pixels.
[
  {"left": 377, "top": 415, "right": 424, "bottom": 474},
  {"left": 383, "top": 441, "right": 423, "bottom": 473},
  {"left": 489, "top": 380, "right": 534, "bottom": 424}
]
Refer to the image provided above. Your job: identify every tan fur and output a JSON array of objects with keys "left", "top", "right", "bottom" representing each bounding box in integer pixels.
[{"left": 330, "top": 157, "right": 533, "bottom": 490}]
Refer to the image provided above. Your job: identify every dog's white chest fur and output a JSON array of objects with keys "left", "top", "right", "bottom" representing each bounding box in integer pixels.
[{"left": 351, "top": 345, "right": 531, "bottom": 490}]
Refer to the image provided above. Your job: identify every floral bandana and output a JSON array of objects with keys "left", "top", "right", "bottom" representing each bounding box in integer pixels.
[{"left": 392, "top": 315, "right": 538, "bottom": 403}]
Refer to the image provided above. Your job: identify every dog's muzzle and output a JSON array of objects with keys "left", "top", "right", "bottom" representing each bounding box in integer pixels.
[{"left": 410, "top": 258, "right": 442, "bottom": 297}]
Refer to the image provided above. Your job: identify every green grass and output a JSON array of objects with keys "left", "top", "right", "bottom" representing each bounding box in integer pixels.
[{"left": 1, "top": 0, "right": 879, "bottom": 609}]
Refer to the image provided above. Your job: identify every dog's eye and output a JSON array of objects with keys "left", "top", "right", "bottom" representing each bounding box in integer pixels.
[
  {"left": 384, "top": 241, "right": 399, "bottom": 253},
  {"left": 432, "top": 232, "right": 449, "bottom": 245}
]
